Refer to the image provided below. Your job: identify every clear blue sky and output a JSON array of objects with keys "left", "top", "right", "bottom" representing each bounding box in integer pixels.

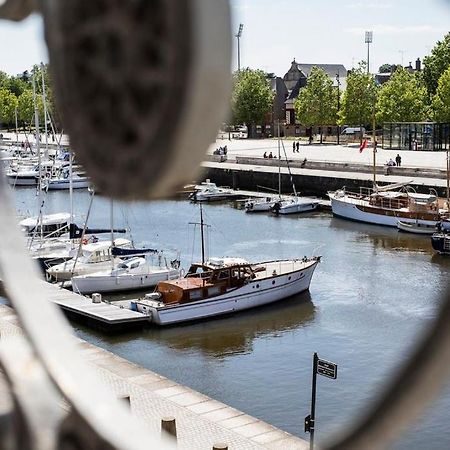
[{"left": 1, "top": 2, "right": 449, "bottom": 77}]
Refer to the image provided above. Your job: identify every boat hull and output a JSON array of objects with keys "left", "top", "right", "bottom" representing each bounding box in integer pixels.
[
  {"left": 397, "top": 221, "right": 436, "bottom": 234},
  {"left": 431, "top": 233, "right": 450, "bottom": 254},
  {"left": 278, "top": 202, "right": 318, "bottom": 215},
  {"left": 45, "top": 179, "right": 89, "bottom": 190},
  {"left": 329, "top": 193, "right": 439, "bottom": 228},
  {"left": 72, "top": 268, "right": 180, "bottom": 294},
  {"left": 7, "top": 174, "right": 38, "bottom": 186},
  {"left": 134, "top": 259, "right": 319, "bottom": 325}
]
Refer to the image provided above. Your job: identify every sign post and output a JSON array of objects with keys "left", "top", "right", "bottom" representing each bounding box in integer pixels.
[{"left": 304, "top": 353, "right": 338, "bottom": 449}]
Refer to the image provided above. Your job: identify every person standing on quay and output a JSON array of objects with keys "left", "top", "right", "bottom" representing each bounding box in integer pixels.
[
  {"left": 296, "top": 141, "right": 300, "bottom": 153},
  {"left": 395, "top": 154, "right": 402, "bottom": 167},
  {"left": 292, "top": 141, "right": 296, "bottom": 153}
]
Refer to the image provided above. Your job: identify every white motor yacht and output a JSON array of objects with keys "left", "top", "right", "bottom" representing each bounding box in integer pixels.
[
  {"left": 46, "top": 238, "right": 131, "bottom": 281},
  {"left": 71, "top": 255, "right": 180, "bottom": 294}
]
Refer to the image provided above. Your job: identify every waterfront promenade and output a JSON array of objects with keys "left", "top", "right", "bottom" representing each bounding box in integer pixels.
[
  {"left": 209, "top": 138, "right": 448, "bottom": 170},
  {"left": 0, "top": 304, "right": 308, "bottom": 449}
]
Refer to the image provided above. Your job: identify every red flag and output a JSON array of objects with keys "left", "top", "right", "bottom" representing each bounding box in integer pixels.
[{"left": 359, "top": 139, "right": 368, "bottom": 153}]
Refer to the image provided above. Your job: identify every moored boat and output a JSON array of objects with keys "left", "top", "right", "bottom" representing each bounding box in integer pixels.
[
  {"left": 397, "top": 220, "right": 437, "bottom": 234},
  {"left": 328, "top": 185, "right": 446, "bottom": 227},
  {"left": 189, "top": 180, "right": 240, "bottom": 202},
  {"left": 272, "top": 198, "right": 319, "bottom": 215},
  {"left": 431, "top": 232, "right": 450, "bottom": 254},
  {"left": 46, "top": 238, "right": 131, "bottom": 281},
  {"left": 245, "top": 196, "right": 278, "bottom": 212},
  {"left": 131, "top": 256, "right": 320, "bottom": 325},
  {"left": 71, "top": 255, "right": 181, "bottom": 294}
]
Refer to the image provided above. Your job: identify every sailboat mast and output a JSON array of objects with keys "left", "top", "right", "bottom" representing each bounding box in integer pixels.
[
  {"left": 32, "top": 70, "right": 42, "bottom": 239},
  {"left": 446, "top": 148, "right": 449, "bottom": 204},
  {"left": 372, "top": 97, "right": 377, "bottom": 188},
  {"left": 200, "top": 203, "right": 205, "bottom": 266},
  {"left": 277, "top": 120, "right": 281, "bottom": 198},
  {"left": 14, "top": 107, "right": 18, "bottom": 147},
  {"left": 110, "top": 199, "right": 115, "bottom": 270},
  {"left": 40, "top": 63, "right": 49, "bottom": 160},
  {"left": 69, "top": 152, "right": 74, "bottom": 226}
]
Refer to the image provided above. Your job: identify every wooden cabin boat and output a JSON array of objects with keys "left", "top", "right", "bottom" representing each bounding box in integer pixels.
[
  {"left": 131, "top": 256, "right": 320, "bottom": 325},
  {"left": 328, "top": 185, "right": 447, "bottom": 227}
]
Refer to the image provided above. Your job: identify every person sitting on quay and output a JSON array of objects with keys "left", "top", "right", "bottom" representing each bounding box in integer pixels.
[
  {"left": 268, "top": 152, "right": 273, "bottom": 158},
  {"left": 263, "top": 151, "right": 267, "bottom": 158},
  {"left": 301, "top": 158, "right": 307, "bottom": 168}
]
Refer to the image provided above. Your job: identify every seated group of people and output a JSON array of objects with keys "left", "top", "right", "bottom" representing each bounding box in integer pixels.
[{"left": 213, "top": 145, "right": 227, "bottom": 155}]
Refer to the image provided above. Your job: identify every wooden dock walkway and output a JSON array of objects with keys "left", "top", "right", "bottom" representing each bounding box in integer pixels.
[{"left": 35, "top": 280, "right": 149, "bottom": 331}]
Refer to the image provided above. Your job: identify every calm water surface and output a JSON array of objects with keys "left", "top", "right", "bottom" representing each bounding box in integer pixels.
[{"left": 12, "top": 188, "right": 450, "bottom": 449}]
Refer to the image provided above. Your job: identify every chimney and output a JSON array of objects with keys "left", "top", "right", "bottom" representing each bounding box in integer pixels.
[{"left": 416, "top": 58, "right": 421, "bottom": 71}]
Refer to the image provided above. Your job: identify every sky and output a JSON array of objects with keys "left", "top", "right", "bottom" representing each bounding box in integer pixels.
[{"left": 0, "top": 1, "right": 450, "bottom": 77}]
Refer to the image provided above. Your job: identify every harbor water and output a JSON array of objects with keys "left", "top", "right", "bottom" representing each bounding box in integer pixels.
[{"left": 12, "top": 187, "right": 450, "bottom": 449}]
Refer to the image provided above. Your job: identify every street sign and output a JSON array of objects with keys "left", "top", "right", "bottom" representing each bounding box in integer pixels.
[{"left": 316, "top": 358, "right": 337, "bottom": 379}]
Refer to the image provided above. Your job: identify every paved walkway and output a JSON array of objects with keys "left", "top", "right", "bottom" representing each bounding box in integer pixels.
[
  {"left": 209, "top": 138, "right": 448, "bottom": 170},
  {"left": 0, "top": 305, "right": 308, "bottom": 450}
]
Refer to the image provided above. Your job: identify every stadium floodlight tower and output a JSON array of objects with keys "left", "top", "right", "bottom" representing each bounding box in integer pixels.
[
  {"left": 365, "top": 30, "right": 373, "bottom": 74},
  {"left": 236, "top": 23, "right": 244, "bottom": 71}
]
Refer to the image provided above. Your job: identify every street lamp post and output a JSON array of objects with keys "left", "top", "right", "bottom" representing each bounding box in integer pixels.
[
  {"left": 365, "top": 31, "right": 373, "bottom": 74},
  {"left": 236, "top": 23, "right": 243, "bottom": 72}
]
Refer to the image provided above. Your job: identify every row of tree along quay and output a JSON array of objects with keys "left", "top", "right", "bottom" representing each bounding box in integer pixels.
[
  {"left": 230, "top": 32, "right": 450, "bottom": 142},
  {"left": 0, "top": 64, "right": 61, "bottom": 132}
]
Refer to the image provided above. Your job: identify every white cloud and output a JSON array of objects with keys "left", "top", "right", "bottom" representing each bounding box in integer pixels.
[{"left": 344, "top": 24, "right": 447, "bottom": 35}]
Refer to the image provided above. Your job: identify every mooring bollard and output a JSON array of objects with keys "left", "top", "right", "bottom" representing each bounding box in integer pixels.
[
  {"left": 91, "top": 292, "right": 102, "bottom": 303},
  {"left": 161, "top": 416, "right": 177, "bottom": 440},
  {"left": 213, "top": 444, "right": 228, "bottom": 450}
]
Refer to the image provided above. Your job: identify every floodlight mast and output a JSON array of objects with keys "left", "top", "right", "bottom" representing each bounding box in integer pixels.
[
  {"left": 365, "top": 30, "right": 373, "bottom": 74},
  {"left": 236, "top": 23, "right": 244, "bottom": 71}
]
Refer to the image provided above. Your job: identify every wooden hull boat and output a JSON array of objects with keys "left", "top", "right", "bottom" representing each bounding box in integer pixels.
[
  {"left": 131, "top": 257, "right": 320, "bottom": 325},
  {"left": 328, "top": 187, "right": 444, "bottom": 227}
]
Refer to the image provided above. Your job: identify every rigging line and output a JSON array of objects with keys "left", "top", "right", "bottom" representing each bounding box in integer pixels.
[
  {"left": 190, "top": 223, "right": 197, "bottom": 265},
  {"left": 64, "top": 189, "right": 96, "bottom": 287},
  {"left": 280, "top": 138, "right": 298, "bottom": 197}
]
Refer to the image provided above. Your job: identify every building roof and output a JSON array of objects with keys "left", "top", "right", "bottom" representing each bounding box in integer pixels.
[{"left": 295, "top": 63, "right": 347, "bottom": 78}]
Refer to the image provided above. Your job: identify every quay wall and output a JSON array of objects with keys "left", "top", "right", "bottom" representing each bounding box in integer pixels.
[{"left": 200, "top": 161, "right": 449, "bottom": 198}]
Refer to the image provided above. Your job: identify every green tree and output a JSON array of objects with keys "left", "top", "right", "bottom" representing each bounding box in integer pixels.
[
  {"left": 0, "top": 88, "right": 18, "bottom": 125},
  {"left": 294, "top": 66, "right": 337, "bottom": 143},
  {"left": 231, "top": 68, "right": 274, "bottom": 138},
  {"left": 378, "top": 63, "right": 399, "bottom": 74},
  {"left": 423, "top": 33, "right": 450, "bottom": 97},
  {"left": 432, "top": 66, "right": 450, "bottom": 122},
  {"left": 17, "top": 89, "right": 44, "bottom": 126},
  {"left": 376, "top": 68, "right": 428, "bottom": 124},
  {"left": 340, "top": 63, "right": 377, "bottom": 134}
]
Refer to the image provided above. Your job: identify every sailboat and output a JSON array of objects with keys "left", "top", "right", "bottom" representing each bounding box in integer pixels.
[
  {"left": 245, "top": 122, "right": 283, "bottom": 213},
  {"left": 130, "top": 204, "right": 321, "bottom": 326}
]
